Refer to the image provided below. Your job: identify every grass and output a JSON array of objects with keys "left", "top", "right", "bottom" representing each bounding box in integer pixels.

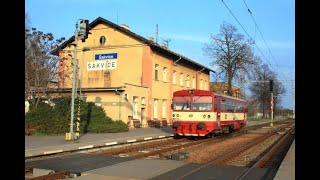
[{"left": 33, "top": 131, "right": 47, "bottom": 136}]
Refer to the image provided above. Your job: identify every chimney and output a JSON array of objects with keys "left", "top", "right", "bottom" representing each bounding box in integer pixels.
[
  {"left": 161, "top": 42, "right": 167, "bottom": 49},
  {"left": 120, "top": 24, "right": 130, "bottom": 30},
  {"left": 148, "top": 37, "right": 154, "bottom": 43}
]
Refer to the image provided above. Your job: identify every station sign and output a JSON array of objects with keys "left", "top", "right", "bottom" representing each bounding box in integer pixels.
[
  {"left": 95, "top": 53, "right": 118, "bottom": 60},
  {"left": 87, "top": 60, "right": 117, "bottom": 71}
]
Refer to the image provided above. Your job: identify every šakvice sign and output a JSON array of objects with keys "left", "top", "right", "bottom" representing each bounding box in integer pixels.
[
  {"left": 95, "top": 53, "right": 118, "bottom": 60},
  {"left": 87, "top": 60, "right": 117, "bottom": 70}
]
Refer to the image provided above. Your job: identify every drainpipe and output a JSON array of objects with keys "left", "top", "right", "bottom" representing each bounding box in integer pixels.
[
  {"left": 197, "top": 67, "right": 205, "bottom": 73},
  {"left": 174, "top": 57, "right": 182, "bottom": 65}
]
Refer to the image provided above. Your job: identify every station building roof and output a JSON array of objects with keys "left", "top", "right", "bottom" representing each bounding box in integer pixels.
[{"left": 51, "top": 16, "right": 215, "bottom": 74}]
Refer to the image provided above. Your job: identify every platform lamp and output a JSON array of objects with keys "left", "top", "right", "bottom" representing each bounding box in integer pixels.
[
  {"left": 80, "top": 46, "right": 91, "bottom": 99},
  {"left": 74, "top": 46, "right": 91, "bottom": 140},
  {"left": 66, "top": 19, "right": 90, "bottom": 141}
]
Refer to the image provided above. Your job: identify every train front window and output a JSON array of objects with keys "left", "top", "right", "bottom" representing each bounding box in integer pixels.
[
  {"left": 172, "top": 96, "right": 191, "bottom": 111},
  {"left": 192, "top": 96, "right": 212, "bottom": 111}
]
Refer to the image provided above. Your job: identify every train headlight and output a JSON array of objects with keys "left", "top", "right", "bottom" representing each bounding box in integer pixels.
[
  {"left": 172, "top": 114, "right": 175, "bottom": 117},
  {"left": 203, "top": 114, "right": 206, "bottom": 118},
  {"left": 177, "top": 114, "right": 179, "bottom": 117},
  {"left": 208, "top": 115, "right": 211, "bottom": 118}
]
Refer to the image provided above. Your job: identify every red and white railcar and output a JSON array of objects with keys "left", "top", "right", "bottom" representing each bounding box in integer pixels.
[{"left": 171, "top": 89, "right": 247, "bottom": 137}]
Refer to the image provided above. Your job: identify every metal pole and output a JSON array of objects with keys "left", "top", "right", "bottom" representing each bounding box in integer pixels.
[
  {"left": 270, "top": 92, "right": 274, "bottom": 126},
  {"left": 119, "top": 93, "right": 121, "bottom": 120},
  {"left": 75, "top": 56, "right": 78, "bottom": 99},
  {"left": 80, "top": 50, "right": 84, "bottom": 99},
  {"left": 292, "top": 80, "right": 295, "bottom": 119},
  {"left": 70, "top": 20, "right": 79, "bottom": 141}
]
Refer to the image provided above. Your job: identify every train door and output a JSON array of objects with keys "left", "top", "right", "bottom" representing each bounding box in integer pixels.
[{"left": 214, "top": 96, "right": 221, "bottom": 128}]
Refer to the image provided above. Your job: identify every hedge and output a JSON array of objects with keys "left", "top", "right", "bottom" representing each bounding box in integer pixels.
[{"left": 25, "top": 97, "right": 129, "bottom": 135}]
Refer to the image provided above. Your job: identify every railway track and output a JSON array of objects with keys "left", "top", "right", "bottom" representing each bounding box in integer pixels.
[
  {"left": 176, "top": 122, "right": 295, "bottom": 179},
  {"left": 25, "top": 120, "right": 294, "bottom": 179},
  {"left": 25, "top": 119, "right": 291, "bottom": 162},
  {"left": 93, "top": 120, "right": 293, "bottom": 160},
  {"left": 236, "top": 126, "right": 295, "bottom": 180}
]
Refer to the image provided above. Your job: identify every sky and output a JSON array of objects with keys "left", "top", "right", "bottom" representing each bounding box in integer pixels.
[{"left": 25, "top": 0, "right": 295, "bottom": 109}]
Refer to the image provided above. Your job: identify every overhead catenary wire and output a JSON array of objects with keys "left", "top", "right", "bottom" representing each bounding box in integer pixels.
[
  {"left": 222, "top": 0, "right": 294, "bottom": 111},
  {"left": 221, "top": 0, "right": 285, "bottom": 82},
  {"left": 241, "top": 0, "right": 290, "bottom": 82}
]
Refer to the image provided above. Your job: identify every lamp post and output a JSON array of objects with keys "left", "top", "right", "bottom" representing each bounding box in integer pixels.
[
  {"left": 68, "top": 20, "right": 79, "bottom": 141},
  {"left": 67, "top": 19, "right": 89, "bottom": 141},
  {"left": 80, "top": 47, "right": 91, "bottom": 99}
]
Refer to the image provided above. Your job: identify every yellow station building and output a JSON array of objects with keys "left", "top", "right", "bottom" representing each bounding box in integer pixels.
[{"left": 52, "top": 17, "right": 214, "bottom": 127}]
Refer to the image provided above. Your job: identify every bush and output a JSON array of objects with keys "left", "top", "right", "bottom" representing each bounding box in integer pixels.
[{"left": 25, "top": 97, "right": 129, "bottom": 135}]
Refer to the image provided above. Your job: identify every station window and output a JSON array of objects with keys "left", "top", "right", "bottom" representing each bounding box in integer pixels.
[
  {"left": 163, "top": 67, "right": 167, "bottom": 82},
  {"left": 200, "top": 79, "right": 203, "bottom": 90},
  {"left": 133, "top": 96, "right": 138, "bottom": 119},
  {"left": 192, "top": 77, "right": 195, "bottom": 88},
  {"left": 173, "top": 70, "right": 176, "bottom": 84},
  {"left": 99, "top": 36, "right": 106, "bottom": 45},
  {"left": 154, "top": 99, "right": 158, "bottom": 119},
  {"left": 162, "top": 100, "right": 167, "bottom": 118},
  {"left": 155, "top": 64, "right": 159, "bottom": 80},
  {"left": 186, "top": 75, "right": 190, "bottom": 88},
  {"left": 180, "top": 73, "right": 183, "bottom": 86},
  {"left": 141, "top": 97, "right": 146, "bottom": 105}
]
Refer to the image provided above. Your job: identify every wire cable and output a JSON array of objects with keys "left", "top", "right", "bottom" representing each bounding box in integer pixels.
[{"left": 242, "top": 0, "right": 290, "bottom": 81}]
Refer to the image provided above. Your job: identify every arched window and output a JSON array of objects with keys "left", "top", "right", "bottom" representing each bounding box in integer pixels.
[
  {"left": 186, "top": 75, "right": 190, "bottom": 88},
  {"left": 180, "top": 73, "right": 183, "bottom": 86},
  {"left": 163, "top": 67, "right": 167, "bottom": 82},
  {"left": 192, "top": 77, "right": 195, "bottom": 88},
  {"left": 162, "top": 100, "right": 166, "bottom": 118},
  {"left": 155, "top": 64, "right": 159, "bottom": 80},
  {"left": 154, "top": 99, "right": 158, "bottom": 119},
  {"left": 173, "top": 70, "right": 176, "bottom": 84}
]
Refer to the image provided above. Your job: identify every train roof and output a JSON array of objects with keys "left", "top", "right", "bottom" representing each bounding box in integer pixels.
[
  {"left": 213, "top": 93, "right": 247, "bottom": 102},
  {"left": 173, "top": 89, "right": 246, "bottom": 102}
]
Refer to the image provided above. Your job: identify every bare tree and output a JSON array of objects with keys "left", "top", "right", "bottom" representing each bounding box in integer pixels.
[
  {"left": 203, "top": 22, "right": 260, "bottom": 96},
  {"left": 25, "top": 16, "right": 66, "bottom": 109},
  {"left": 249, "top": 64, "right": 286, "bottom": 118}
]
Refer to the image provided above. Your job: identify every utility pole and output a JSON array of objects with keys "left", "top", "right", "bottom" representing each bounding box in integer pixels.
[
  {"left": 66, "top": 19, "right": 90, "bottom": 141},
  {"left": 269, "top": 80, "right": 274, "bottom": 126},
  {"left": 156, "top": 24, "right": 158, "bottom": 44},
  {"left": 68, "top": 20, "right": 79, "bottom": 141}
]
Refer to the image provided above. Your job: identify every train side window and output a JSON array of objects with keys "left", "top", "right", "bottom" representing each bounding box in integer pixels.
[{"left": 214, "top": 99, "right": 218, "bottom": 111}]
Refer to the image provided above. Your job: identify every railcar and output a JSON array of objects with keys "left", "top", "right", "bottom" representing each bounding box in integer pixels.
[{"left": 171, "top": 89, "right": 247, "bottom": 137}]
